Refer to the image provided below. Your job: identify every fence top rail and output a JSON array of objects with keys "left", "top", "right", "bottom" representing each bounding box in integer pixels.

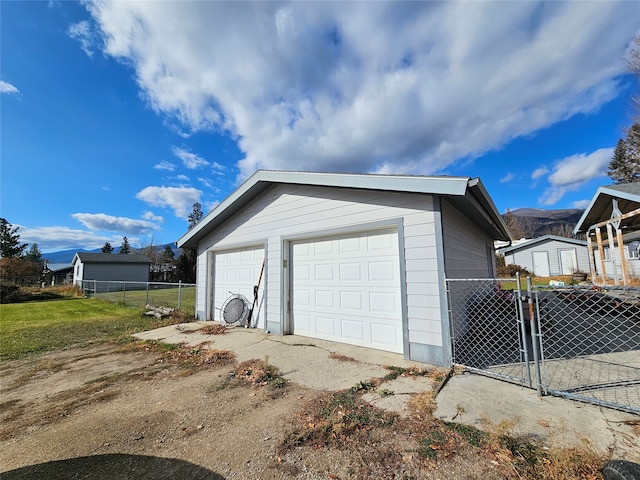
[
  {"left": 81, "top": 280, "right": 195, "bottom": 287},
  {"left": 446, "top": 278, "right": 518, "bottom": 282},
  {"left": 533, "top": 284, "right": 640, "bottom": 294}
]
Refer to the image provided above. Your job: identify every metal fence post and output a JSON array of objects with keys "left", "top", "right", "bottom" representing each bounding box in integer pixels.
[
  {"left": 146, "top": 282, "right": 149, "bottom": 306},
  {"left": 526, "top": 277, "right": 543, "bottom": 396},
  {"left": 178, "top": 280, "right": 182, "bottom": 310},
  {"left": 515, "top": 272, "right": 532, "bottom": 388}
]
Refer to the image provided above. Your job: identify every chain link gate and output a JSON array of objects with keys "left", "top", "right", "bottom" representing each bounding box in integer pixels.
[
  {"left": 447, "top": 276, "right": 640, "bottom": 415},
  {"left": 533, "top": 284, "right": 640, "bottom": 415},
  {"left": 447, "top": 276, "right": 538, "bottom": 388}
]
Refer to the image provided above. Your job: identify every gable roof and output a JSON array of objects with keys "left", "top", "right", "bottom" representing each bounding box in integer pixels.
[
  {"left": 574, "top": 182, "right": 640, "bottom": 234},
  {"left": 72, "top": 252, "right": 151, "bottom": 264},
  {"left": 177, "top": 170, "right": 511, "bottom": 249},
  {"left": 500, "top": 235, "right": 587, "bottom": 255}
]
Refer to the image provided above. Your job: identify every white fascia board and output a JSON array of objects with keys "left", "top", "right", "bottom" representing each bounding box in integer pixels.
[
  {"left": 574, "top": 185, "right": 640, "bottom": 234},
  {"left": 177, "top": 170, "right": 471, "bottom": 248}
]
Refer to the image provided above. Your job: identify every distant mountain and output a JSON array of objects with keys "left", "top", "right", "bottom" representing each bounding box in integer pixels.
[
  {"left": 43, "top": 243, "right": 180, "bottom": 264},
  {"left": 503, "top": 208, "right": 585, "bottom": 239},
  {"left": 43, "top": 248, "right": 96, "bottom": 264}
]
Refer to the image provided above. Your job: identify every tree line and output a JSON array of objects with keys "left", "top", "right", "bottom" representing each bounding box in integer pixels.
[
  {"left": 90, "top": 202, "right": 203, "bottom": 284},
  {"left": 0, "top": 202, "right": 204, "bottom": 285}
]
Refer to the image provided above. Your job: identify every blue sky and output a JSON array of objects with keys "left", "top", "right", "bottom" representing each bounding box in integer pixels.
[{"left": 1, "top": 1, "right": 638, "bottom": 254}]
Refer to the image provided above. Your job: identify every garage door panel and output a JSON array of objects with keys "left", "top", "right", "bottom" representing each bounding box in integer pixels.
[
  {"left": 339, "top": 263, "right": 362, "bottom": 281},
  {"left": 340, "top": 291, "right": 363, "bottom": 310},
  {"left": 213, "top": 246, "right": 265, "bottom": 327},
  {"left": 369, "top": 291, "right": 399, "bottom": 314},
  {"left": 371, "top": 322, "right": 401, "bottom": 347},
  {"left": 292, "top": 229, "right": 403, "bottom": 353},
  {"left": 369, "top": 260, "right": 396, "bottom": 281},
  {"left": 314, "top": 263, "right": 334, "bottom": 281},
  {"left": 342, "top": 319, "right": 365, "bottom": 341},
  {"left": 315, "top": 290, "right": 334, "bottom": 308},
  {"left": 316, "top": 316, "right": 338, "bottom": 335}
]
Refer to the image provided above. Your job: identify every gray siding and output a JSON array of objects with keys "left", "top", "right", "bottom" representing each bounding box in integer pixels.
[
  {"left": 441, "top": 200, "right": 495, "bottom": 278},
  {"left": 80, "top": 263, "right": 150, "bottom": 283},
  {"left": 505, "top": 239, "right": 589, "bottom": 276}
]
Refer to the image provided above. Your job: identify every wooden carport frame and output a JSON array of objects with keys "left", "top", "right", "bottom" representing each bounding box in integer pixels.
[{"left": 586, "top": 206, "right": 640, "bottom": 286}]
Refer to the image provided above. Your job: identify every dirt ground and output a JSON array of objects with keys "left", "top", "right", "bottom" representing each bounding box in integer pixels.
[{"left": 0, "top": 342, "right": 603, "bottom": 479}]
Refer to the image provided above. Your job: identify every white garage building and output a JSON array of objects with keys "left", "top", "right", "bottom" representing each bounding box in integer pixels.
[{"left": 177, "top": 171, "right": 511, "bottom": 366}]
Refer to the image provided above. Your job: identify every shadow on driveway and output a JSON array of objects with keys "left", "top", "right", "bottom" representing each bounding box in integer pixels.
[{"left": 2, "top": 454, "right": 224, "bottom": 480}]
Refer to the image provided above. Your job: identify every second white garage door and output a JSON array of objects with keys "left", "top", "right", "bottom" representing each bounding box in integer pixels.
[{"left": 291, "top": 229, "right": 403, "bottom": 353}]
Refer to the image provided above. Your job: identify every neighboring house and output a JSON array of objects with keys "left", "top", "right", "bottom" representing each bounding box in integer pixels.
[
  {"left": 499, "top": 235, "right": 589, "bottom": 277},
  {"left": 72, "top": 253, "right": 151, "bottom": 289},
  {"left": 574, "top": 182, "right": 640, "bottom": 285},
  {"left": 44, "top": 263, "right": 74, "bottom": 285},
  {"left": 177, "top": 170, "right": 511, "bottom": 366}
]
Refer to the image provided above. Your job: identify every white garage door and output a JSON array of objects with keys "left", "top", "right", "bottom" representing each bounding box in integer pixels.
[
  {"left": 291, "top": 229, "right": 403, "bottom": 353},
  {"left": 213, "top": 246, "right": 265, "bottom": 328}
]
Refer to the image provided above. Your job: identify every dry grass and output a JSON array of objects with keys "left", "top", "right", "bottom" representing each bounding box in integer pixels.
[
  {"left": 197, "top": 323, "right": 229, "bottom": 335},
  {"left": 231, "top": 358, "right": 288, "bottom": 391},
  {"left": 276, "top": 378, "right": 611, "bottom": 479},
  {"left": 328, "top": 352, "right": 358, "bottom": 363}
]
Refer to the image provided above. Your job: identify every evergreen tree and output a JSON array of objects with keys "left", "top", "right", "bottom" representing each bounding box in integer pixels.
[
  {"left": 162, "top": 244, "right": 175, "bottom": 262},
  {"left": 188, "top": 202, "right": 203, "bottom": 230},
  {"left": 175, "top": 249, "right": 196, "bottom": 283},
  {"left": 101, "top": 242, "right": 114, "bottom": 254},
  {"left": 24, "top": 243, "right": 43, "bottom": 264},
  {"left": 608, "top": 125, "right": 640, "bottom": 184},
  {"left": 0, "top": 218, "right": 28, "bottom": 258},
  {"left": 119, "top": 236, "right": 131, "bottom": 254}
]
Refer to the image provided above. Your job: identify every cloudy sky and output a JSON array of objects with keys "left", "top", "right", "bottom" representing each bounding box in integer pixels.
[{"left": 2, "top": 1, "right": 638, "bottom": 253}]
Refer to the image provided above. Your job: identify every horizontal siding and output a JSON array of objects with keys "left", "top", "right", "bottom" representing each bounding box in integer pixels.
[
  {"left": 507, "top": 240, "right": 590, "bottom": 276},
  {"left": 196, "top": 184, "right": 445, "bottom": 355},
  {"left": 82, "top": 264, "right": 150, "bottom": 283},
  {"left": 441, "top": 200, "right": 494, "bottom": 279}
]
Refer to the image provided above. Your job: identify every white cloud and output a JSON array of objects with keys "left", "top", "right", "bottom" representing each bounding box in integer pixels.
[
  {"left": 17, "top": 225, "right": 116, "bottom": 252},
  {"left": 500, "top": 172, "right": 515, "bottom": 183},
  {"left": 531, "top": 167, "right": 550, "bottom": 180},
  {"left": 136, "top": 185, "right": 201, "bottom": 218},
  {"left": 72, "top": 212, "right": 161, "bottom": 234},
  {"left": 68, "top": 20, "right": 96, "bottom": 57},
  {"left": 174, "top": 174, "right": 190, "bottom": 181},
  {"left": 571, "top": 199, "right": 591, "bottom": 209},
  {"left": 172, "top": 146, "right": 209, "bottom": 169},
  {"left": 198, "top": 177, "right": 214, "bottom": 189},
  {"left": 142, "top": 211, "right": 164, "bottom": 223},
  {"left": 154, "top": 160, "right": 176, "bottom": 171},
  {"left": 83, "top": 1, "right": 637, "bottom": 179},
  {"left": 0, "top": 80, "right": 20, "bottom": 94},
  {"left": 539, "top": 147, "right": 613, "bottom": 205}
]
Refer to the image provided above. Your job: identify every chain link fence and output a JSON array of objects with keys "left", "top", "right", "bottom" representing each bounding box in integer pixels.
[
  {"left": 447, "top": 278, "right": 533, "bottom": 387},
  {"left": 533, "top": 285, "right": 640, "bottom": 414},
  {"left": 80, "top": 280, "right": 196, "bottom": 313},
  {"left": 447, "top": 277, "right": 640, "bottom": 415}
]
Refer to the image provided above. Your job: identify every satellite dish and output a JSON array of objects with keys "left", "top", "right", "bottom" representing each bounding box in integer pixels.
[{"left": 628, "top": 240, "right": 640, "bottom": 254}]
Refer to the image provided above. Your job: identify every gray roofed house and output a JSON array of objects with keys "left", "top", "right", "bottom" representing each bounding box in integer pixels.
[
  {"left": 177, "top": 170, "right": 511, "bottom": 366},
  {"left": 72, "top": 253, "right": 152, "bottom": 289},
  {"left": 574, "top": 181, "right": 640, "bottom": 285},
  {"left": 499, "top": 235, "right": 589, "bottom": 277}
]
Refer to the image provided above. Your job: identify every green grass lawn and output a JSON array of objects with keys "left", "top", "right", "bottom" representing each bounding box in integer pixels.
[{"left": 0, "top": 298, "right": 178, "bottom": 360}]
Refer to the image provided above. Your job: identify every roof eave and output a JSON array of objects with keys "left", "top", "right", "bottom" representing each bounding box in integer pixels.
[{"left": 177, "top": 171, "right": 508, "bottom": 248}]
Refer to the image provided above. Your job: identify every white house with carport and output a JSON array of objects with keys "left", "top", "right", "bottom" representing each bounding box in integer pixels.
[
  {"left": 72, "top": 253, "right": 151, "bottom": 291},
  {"left": 178, "top": 170, "right": 511, "bottom": 367},
  {"left": 574, "top": 182, "right": 640, "bottom": 285},
  {"left": 498, "top": 235, "right": 589, "bottom": 277}
]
